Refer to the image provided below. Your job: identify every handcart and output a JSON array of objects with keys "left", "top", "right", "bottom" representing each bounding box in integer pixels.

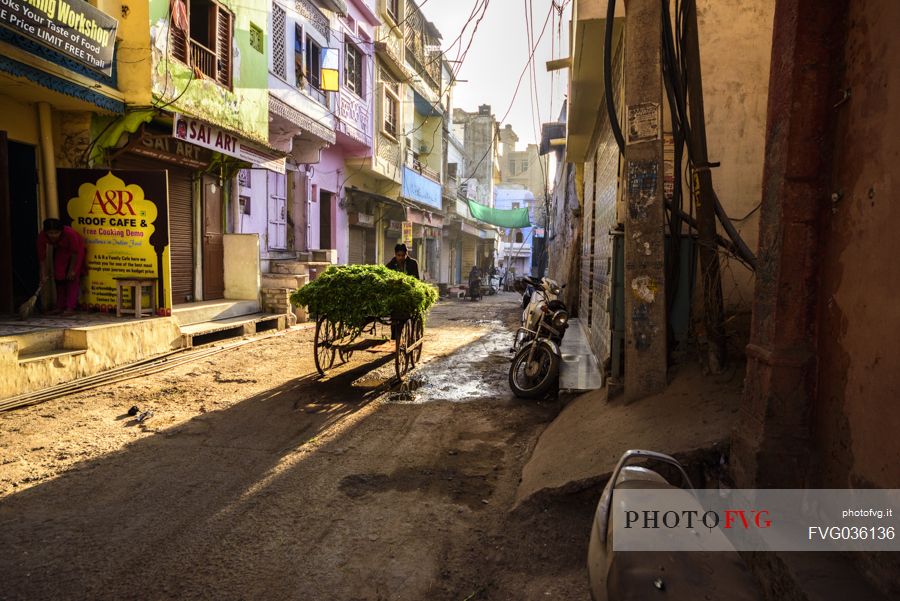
[{"left": 313, "top": 312, "right": 424, "bottom": 380}]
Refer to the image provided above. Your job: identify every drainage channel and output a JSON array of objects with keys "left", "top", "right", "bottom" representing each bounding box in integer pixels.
[{"left": 385, "top": 319, "right": 515, "bottom": 404}]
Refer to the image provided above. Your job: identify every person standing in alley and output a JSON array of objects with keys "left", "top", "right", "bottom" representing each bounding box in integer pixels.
[
  {"left": 37, "top": 218, "right": 86, "bottom": 315},
  {"left": 386, "top": 243, "right": 420, "bottom": 280}
]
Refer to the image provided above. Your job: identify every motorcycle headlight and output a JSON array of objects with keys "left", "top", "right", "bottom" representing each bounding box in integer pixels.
[
  {"left": 552, "top": 310, "right": 569, "bottom": 328},
  {"left": 550, "top": 285, "right": 561, "bottom": 295}
]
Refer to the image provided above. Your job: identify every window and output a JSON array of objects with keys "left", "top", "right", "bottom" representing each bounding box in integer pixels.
[
  {"left": 239, "top": 195, "right": 251, "bottom": 215},
  {"left": 345, "top": 42, "right": 363, "bottom": 96},
  {"left": 294, "top": 24, "right": 303, "bottom": 86},
  {"left": 305, "top": 34, "right": 326, "bottom": 104},
  {"left": 383, "top": 72, "right": 400, "bottom": 137},
  {"left": 512, "top": 202, "right": 520, "bottom": 209},
  {"left": 249, "top": 23, "right": 263, "bottom": 53},
  {"left": 386, "top": 0, "right": 399, "bottom": 22},
  {"left": 515, "top": 231, "right": 524, "bottom": 243},
  {"left": 170, "top": 0, "right": 233, "bottom": 88},
  {"left": 384, "top": 94, "right": 398, "bottom": 137},
  {"left": 508, "top": 161, "right": 516, "bottom": 176},
  {"left": 522, "top": 159, "right": 529, "bottom": 172}
]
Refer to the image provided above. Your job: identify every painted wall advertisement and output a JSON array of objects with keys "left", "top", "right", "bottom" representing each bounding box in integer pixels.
[{"left": 56, "top": 169, "right": 171, "bottom": 310}]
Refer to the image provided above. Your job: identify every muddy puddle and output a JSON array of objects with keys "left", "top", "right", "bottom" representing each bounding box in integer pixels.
[{"left": 386, "top": 319, "right": 515, "bottom": 404}]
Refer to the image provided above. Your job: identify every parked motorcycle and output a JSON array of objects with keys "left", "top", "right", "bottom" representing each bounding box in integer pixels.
[
  {"left": 587, "top": 450, "right": 761, "bottom": 601},
  {"left": 508, "top": 276, "right": 568, "bottom": 398}
]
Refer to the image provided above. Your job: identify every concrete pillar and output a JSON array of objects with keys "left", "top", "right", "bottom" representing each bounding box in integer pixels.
[
  {"left": 374, "top": 203, "right": 385, "bottom": 265},
  {"left": 730, "top": 0, "right": 846, "bottom": 488},
  {"left": 37, "top": 102, "right": 58, "bottom": 219},
  {"left": 622, "top": 0, "right": 667, "bottom": 402}
]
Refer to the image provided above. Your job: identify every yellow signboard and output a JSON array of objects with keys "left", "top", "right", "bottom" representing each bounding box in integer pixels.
[
  {"left": 58, "top": 169, "right": 171, "bottom": 311},
  {"left": 402, "top": 221, "right": 414, "bottom": 248}
]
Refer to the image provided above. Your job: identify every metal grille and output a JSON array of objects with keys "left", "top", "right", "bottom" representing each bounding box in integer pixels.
[
  {"left": 377, "top": 132, "right": 400, "bottom": 165},
  {"left": 295, "top": 0, "right": 329, "bottom": 40},
  {"left": 272, "top": 4, "right": 286, "bottom": 79}
]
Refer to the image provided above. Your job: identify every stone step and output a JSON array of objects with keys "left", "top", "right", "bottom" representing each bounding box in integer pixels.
[
  {"left": 171, "top": 299, "right": 261, "bottom": 326},
  {"left": 310, "top": 249, "right": 338, "bottom": 264},
  {"left": 270, "top": 261, "right": 310, "bottom": 276},
  {"left": 261, "top": 273, "right": 309, "bottom": 289},
  {"left": 10, "top": 328, "right": 65, "bottom": 355},
  {"left": 296, "top": 251, "right": 312, "bottom": 262}
]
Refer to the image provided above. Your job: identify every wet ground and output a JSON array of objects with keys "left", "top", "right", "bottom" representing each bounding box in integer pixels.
[{"left": 0, "top": 292, "right": 595, "bottom": 600}]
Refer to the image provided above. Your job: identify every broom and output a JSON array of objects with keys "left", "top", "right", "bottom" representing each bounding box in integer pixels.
[{"left": 18, "top": 281, "right": 45, "bottom": 320}]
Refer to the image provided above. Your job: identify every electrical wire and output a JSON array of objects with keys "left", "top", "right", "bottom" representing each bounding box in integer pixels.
[{"left": 459, "top": 1, "right": 554, "bottom": 191}]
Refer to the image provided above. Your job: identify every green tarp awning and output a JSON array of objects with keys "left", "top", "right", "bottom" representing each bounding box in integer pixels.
[{"left": 466, "top": 200, "right": 532, "bottom": 228}]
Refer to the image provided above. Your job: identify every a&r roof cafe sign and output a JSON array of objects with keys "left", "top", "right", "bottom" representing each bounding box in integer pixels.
[{"left": 0, "top": 0, "right": 118, "bottom": 76}]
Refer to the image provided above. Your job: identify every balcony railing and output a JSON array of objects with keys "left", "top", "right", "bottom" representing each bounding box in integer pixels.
[
  {"left": 190, "top": 40, "right": 217, "bottom": 80},
  {"left": 407, "top": 156, "right": 440, "bottom": 183}
]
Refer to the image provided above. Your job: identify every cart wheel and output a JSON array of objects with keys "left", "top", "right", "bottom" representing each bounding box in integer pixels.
[
  {"left": 335, "top": 322, "right": 353, "bottom": 364},
  {"left": 410, "top": 317, "right": 424, "bottom": 365},
  {"left": 395, "top": 320, "right": 413, "bottom": 379},
  {"left": 314, "top": 316, "right": 337, "bottom": 375}
]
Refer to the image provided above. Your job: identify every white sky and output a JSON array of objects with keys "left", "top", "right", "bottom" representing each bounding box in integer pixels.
[{"left": 421, "top": 0, "right": 571, "bottom": 149}]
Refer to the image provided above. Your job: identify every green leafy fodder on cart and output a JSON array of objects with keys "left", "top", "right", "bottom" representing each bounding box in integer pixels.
[{"left": 290, "top": 264, "right": 438, "bottom": 331}]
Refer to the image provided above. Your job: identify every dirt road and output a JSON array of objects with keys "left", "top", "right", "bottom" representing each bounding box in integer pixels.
[{"left": 0, "top": 293, "right": 594, "bottom": 600}]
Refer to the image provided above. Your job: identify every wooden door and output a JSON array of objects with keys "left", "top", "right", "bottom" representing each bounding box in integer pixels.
[
  {"left": 0, "top": 132, "right": 10, "bottom": 313},
  {"left": 267, "top": 171, "right": 287, "bottom": 250},
  {"left": 319, "top": 190, "right": 332, "bottom": 249},
  {"left": 202, "top": 174, "right": 225, "bottom": 300}
]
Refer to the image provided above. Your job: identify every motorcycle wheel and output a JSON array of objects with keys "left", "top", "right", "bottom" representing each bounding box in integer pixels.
[{"left": 508, "top": 342, "right": 560, "bottom": 399}]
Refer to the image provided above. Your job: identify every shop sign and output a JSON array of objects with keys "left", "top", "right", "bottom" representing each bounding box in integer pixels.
[
  {"left": 401, "top": 166, "right": 442, "bottom": 210},
  {"left": 173, "top": 113, "right": 286, "bottom": 174},
  {"left": 57, "top": 169, "right": 171, "bottom": 310},
  {"left": 401, "top": 221, "right": 413, "bottom": 248},
  {"left": 0, "top": 0, "right": 118, "bottom": 75},
  {"left": 125, "top": 127, "right": 212, "bottom": 169}
]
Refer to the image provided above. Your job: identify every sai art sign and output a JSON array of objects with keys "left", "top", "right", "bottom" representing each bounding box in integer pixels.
[
  {"left": 173, "top": 113, "right": 286, "bottom": 174},
  {"left": 57, "top": 169, "right": 171, "bottom": 310},
  {"left": 0, "top": 0, "right": 118, "bottom": 75}
]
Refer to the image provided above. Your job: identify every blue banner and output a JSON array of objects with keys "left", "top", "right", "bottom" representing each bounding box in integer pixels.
[{"left": 402, "top": 167, "right": 442, "bottom": 210}]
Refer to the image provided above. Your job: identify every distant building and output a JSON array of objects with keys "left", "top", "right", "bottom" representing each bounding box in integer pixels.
[{"left": 494, "top": 186, "right": 535, "bottom": 277}]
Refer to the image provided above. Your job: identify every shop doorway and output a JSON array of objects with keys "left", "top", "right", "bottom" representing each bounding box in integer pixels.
[
  {"left": 202, "top": 174, "right": 224, "bottom": 300},
  {"left": 319, "top": 189, "right": 333, "bottom": 249},
  {"left": 0, "top": 135, "right": 40, "bottom": 313}
]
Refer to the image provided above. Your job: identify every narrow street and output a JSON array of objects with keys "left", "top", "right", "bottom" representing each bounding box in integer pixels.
[{"left": 0, "top": 294, "right": 594, "bottom": 601}]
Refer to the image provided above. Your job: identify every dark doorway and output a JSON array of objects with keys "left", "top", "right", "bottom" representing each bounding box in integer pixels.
[
  {"left": 202, "top": 174, "right": 224, "bottom": 300},
  {"left": 0, "top": 136, "right": 40, "bottom": 313},
  {"left": 319, "top": 189, "right": 333, "bottom": 249}
]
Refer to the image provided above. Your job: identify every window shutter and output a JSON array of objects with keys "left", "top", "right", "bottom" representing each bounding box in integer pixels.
[
  {"left": 272, "top": 4, "right": 286, "bottom": 79},
  {"left": 170, "top": 0, "right": 189, "bottom": 63},
  {"left": 216, "top": 6, "right": 232, "bottom": 87}
]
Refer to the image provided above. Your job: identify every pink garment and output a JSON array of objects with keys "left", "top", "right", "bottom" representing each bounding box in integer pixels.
[
  {"left": 37, "top": 225, "right": 86, "bottom": 280},
  {"left": 55, "top": 279, "right": 80, "bottom": 311}
]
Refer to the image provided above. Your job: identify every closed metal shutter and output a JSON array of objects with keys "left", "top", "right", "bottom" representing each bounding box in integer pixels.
[
  {"left": 167, "top": 169, "right": 195, "bottom": 303},
  {"left": 348, "top": 226, "right": 365, "bottom": 265},
  {"left": 462, "top": 236, "right": 477, "bottom": 275}
]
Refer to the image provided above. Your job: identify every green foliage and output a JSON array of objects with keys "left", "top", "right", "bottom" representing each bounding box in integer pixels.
[{"left": 291, "top": 265, "right": 438, "bottom": 329}]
